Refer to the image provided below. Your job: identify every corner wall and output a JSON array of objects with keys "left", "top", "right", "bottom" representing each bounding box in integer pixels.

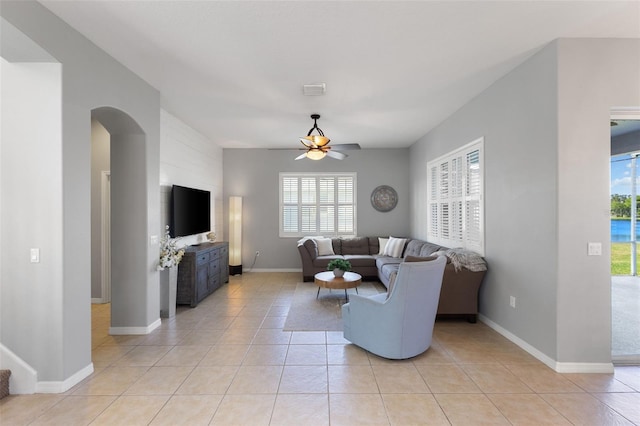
[
  {"left": 556, "top": 39, "right": 640, "bottom": 365},
  {"left": 410, "top": 38, "right": 640, "bottom": 369},
  {"left": 410, "top": 42, "right": 560, "bottom": 362},
  {"left": 0, "top": 59, "right": 64, "bottom": 390},
  {"left": 1, "top": 1, "right": 160, "bottom": 391}
]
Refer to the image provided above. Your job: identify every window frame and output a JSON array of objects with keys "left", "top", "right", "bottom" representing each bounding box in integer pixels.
[
  {"left": 427, "top": 137, "right": 484, "bottom": 255},
  {"left": 279, "top": 172, "right": 357, "bottom": 238}
]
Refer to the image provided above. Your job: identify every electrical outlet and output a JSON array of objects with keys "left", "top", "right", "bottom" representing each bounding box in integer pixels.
[
  {"left": 509, "top": 296, "right": 516, "bottom": 308},
  {"left": 255, "top": 250, "right": 260, "bottom": 257}
]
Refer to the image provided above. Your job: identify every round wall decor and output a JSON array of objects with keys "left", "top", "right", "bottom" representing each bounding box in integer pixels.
[{"left": 371, "top": 185, "right": 398, "bottom": 212}]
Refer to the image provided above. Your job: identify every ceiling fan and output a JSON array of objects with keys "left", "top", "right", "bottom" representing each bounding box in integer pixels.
[{"left": 294, "top": 114, "right": 361, "bottom": 160}]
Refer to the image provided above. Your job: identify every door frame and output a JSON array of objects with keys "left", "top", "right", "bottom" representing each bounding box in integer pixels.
[{"left": 101, "top": 170, "right": 111, "bottom": 303}]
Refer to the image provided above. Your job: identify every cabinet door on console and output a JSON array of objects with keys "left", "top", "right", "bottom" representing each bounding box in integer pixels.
[
  {"left": 196, "top": 265, "right": 208, "bottom": 305},
  {"left": 208, "top": 258, "right": 221, "bottom": 292},
  {"left": 177, "top": 242, "right": 230, "bottom": 307},
  {"left": 219, "top": 245, "right": 229, "bottom": 283}
]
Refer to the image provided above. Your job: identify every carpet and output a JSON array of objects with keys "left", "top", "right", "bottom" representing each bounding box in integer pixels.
[{"left": 284, "top": 281, "right": 386, "bottom": 331}]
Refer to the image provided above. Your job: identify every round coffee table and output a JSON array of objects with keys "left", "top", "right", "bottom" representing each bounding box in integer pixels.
[{"left": 314, "top": 271, "right": 362, "bottom": 301}]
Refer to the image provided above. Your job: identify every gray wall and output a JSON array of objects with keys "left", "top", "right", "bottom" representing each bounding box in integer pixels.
[
  {"left": 91, "top": 119, "right": 110, "bottom": 300},
  {"left": 410, "top": 39, "right": 640, "bottom": 367},
  {"left": 223, "top": 148, "right": 410, "bottom": 270},
  {"left": 411, "top": 42, "right": 560, "bottom": 360},
  {"left": 556, "top": 39, "right": 640, "bottom": 364},
  {"left": 1, "top": 1, "right": 160, "bottom": 389}
]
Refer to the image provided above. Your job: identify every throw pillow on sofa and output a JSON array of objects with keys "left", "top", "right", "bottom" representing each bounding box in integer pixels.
[
  {"left": 314, "top": 237, "right": 335, "bottom": 256},
  {"left": 378, "top": 237, "right": 389, "bottom": 255},
  {"left": 383, "top": 237, "right": 407, "bottom": 258}
]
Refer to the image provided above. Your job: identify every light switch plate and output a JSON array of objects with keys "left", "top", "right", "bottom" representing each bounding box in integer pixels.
[
  {"left": 30, "top": 248, "right": 40, "bottom": 263},
  {"left": 588, "top": 242, "right": 602, "bottom": 256}
]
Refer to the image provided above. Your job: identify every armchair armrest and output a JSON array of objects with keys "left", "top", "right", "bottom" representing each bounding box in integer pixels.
[{"left": 343, "top": 292, "right": 403, "bottom": 346}]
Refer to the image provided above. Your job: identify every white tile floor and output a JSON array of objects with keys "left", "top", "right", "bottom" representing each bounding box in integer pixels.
[{"left": 1, "top": 272, "right": 639, "bottom": 425}]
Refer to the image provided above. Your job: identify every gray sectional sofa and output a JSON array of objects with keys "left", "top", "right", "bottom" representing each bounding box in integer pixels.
[{"left": 297, "top": 236, "right": 487, "bottom": 322}]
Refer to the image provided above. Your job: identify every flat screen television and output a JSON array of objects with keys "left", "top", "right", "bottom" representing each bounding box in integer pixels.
[{"left": 170, "top": 185, "right": 211, "bottom": 237}]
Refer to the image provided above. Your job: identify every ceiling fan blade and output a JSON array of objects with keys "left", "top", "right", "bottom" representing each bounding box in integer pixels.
[
  {"left": 330, "top": 143, "right": 361, "bottom": 150},
  {"left": 326, "top": 150, "right": 347, "bottom": 160},
  {"left": 294, "top": 152, "right": 308, "bottom": 160}
]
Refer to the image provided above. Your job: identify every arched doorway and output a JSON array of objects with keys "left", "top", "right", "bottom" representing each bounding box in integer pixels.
[{"left": 91, "top": 107, "right": 159, "bottom": 333}]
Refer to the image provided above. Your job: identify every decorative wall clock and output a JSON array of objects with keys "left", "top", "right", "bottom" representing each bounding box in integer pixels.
[{"left": 371, "top": 185, "right": 398, "bottom": 212}]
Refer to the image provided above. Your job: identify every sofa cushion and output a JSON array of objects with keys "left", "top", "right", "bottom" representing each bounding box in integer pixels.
[
  {"left": 379, "top": 262, "right": 401, "bottom": 284},
  {"left": 376, "top": 256, "right": 402, "bottom": 269},
  {"left": 314, "top": 237, "right": 335, "bottom": 256},
  {"left": 383, "top": 237, "right": 407, "bottom": 258},
  {"left": 331, "top": 238, "right": 342, "bottom": 255},
  {"left": 419, "top": 243, "right": 443, "bottom": 257},
  {"left": 341, "top": 237, "right": 370, "bottom": 255},
  {"left": 368, "top": 237, "right": 381, "bottom": 255},
  {"left": 313, "top": 255, "right": 343, "bottom": 269},
  {"left": 404, "top": 239, "right": 425, "bottom": 257},
  {"left": 344, "top": 254, "right": 378, "bottom": 267}
]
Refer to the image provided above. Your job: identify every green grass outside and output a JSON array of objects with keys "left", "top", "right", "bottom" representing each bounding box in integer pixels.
[{"left": 611, "top": 242, "right": 640, "bottom": 275}]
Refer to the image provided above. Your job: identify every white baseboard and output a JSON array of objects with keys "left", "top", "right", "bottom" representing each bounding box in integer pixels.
[
  {"left": 91, "top": 298, "right": 107, "bottom": 304},
  {"left": 0, "top": 344, "right": 96, "bottom": 394},
  {"left": 0, "top": 343, "right": 37, "bottom": 394},
  {"left": 35, "top": 363, "right": 94, "bottom": 393},
  {"left": 554, "top": 362, "right": 614, "bottom": 373},
  {"left": 109, "top": 318, "right": 161, "bottom": 335},
  {"left": 478, "top": 314, "right": 614, "bottom": 374}
]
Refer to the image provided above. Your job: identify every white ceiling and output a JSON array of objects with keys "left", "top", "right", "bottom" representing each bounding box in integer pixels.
[{"left": 39, "top": 1, "right": 640, "bottom": 149}]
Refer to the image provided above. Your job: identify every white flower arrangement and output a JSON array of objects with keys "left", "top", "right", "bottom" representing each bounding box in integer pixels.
[{"left": 158, "top": 225, "right": 185, "bottom": 270}]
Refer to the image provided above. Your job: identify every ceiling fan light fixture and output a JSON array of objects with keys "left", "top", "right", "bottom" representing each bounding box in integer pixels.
[
  {"left": 306, "top": 148, "right": 326, "bottom": 160},
  {"left": 303, "top": 114, "right": 331, "bottom": 147},
  {"left": 302, "top": 134, "right": 330, "bottom": 147}
]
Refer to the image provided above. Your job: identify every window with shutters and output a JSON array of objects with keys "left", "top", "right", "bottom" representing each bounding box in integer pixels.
[
  {"left": 427, "top": 138, "right": 484, "bottom": 255},
  {"left": 280, "top": 172, "right": 357, "bottom": 237}
]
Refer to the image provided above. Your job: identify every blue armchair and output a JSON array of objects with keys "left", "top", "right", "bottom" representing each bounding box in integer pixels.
[{"left": 341, "top": 256, "right": 446, "bottom": 359}]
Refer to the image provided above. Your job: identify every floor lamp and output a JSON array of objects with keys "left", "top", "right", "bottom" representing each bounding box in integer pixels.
[{"left": 229, "top": 196, "right": 242, "bottom": 275}]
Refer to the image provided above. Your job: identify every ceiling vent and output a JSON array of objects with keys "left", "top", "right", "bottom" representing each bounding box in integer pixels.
[{"left": 303, "top": 83, "right": 326, "bottom": 96}]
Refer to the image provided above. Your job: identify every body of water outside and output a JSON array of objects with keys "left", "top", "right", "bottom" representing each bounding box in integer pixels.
[{"left": 611, "top": 219, "right": 640, "bottom": 242}]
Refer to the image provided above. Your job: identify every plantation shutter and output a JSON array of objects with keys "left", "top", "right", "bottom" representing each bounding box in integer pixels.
[
  {"left": 428, "top": 165, "right": 439, "bottom": 240},
  {"left": 426, "top": 138, "right": 484, "bottom": 255},
  {"left": 282, "top": 177, "right": 298, "bottom": 233},
  {"left": 280, "top": 173, "right": 357, "bottom": 237}
]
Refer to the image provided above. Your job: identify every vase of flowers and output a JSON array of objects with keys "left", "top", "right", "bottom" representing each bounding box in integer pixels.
[
  {"left": 158, "top": 226, "right": 185, "bottom": 318},
  {"left": 158, "top": 226, "right": 185, "bottom": 271},
  {"left": 327, "top": 258, "right": 351, "bottom": 278}
]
